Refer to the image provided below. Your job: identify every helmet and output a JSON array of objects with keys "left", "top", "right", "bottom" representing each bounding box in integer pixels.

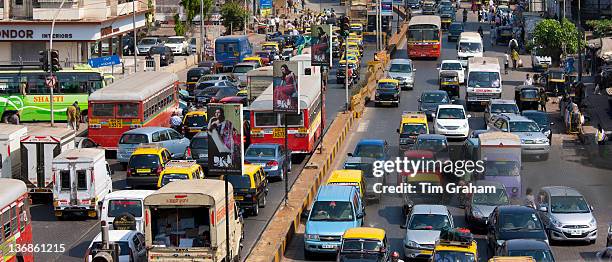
[{"left": 391, "top": 251, "right": 400, "bottom": 258}]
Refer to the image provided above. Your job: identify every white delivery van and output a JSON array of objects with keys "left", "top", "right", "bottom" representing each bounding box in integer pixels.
[
  {"left": 457, "top": 32, "right": 483, "bottom": 67},
  {"left": 100, "top": 190, "right": 155, "bottom": 233},
  {"left": 52, "top": 148, "right": 113, "bottom": 219},
  {"left": 20, "top": 126, "right": 75, "bottom": 195},
  {"left": 0, "top": 124, "right": 27, "bottom": 179},
  {"left": 466, "top": 57, "right": 502, "bottom": 111}
]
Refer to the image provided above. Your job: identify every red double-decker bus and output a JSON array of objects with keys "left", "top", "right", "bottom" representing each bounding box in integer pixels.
[
  {"left": 248, "top": 55, "right": 324, "bottom": 154},
  {"left": 88, "top": 72, "right": 179, "bottom": 149},
  {"left": 407, "top": 15, "right": 442, "bottom": 59},
  {"left": 0, "top": 178, "right": 33, "bottom": 262}
]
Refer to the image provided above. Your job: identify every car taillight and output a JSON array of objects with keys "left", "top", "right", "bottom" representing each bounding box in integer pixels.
[
  {"left": 186, "top": 148, "right": 192, "bottom": 158},
  {"left": 210, "top": 98, "right": 218, "bottom": 103},
  {"left": 266, "top": 160, "right": 278, "bottom": 166},
  {"left": 126, "top": 168, "right": 132, "bottom": 177}
]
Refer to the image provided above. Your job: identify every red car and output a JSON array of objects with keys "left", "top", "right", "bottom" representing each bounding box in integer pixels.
[{"left": 219, "top": 96, "right": 248, "bottom": 106}]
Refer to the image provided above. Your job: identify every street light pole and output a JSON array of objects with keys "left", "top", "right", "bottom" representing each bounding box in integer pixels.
[
  {"left": 200, "top": 0, "right": 205, "bottom": 60},
  {"left": 49, "top": 0, "right": 68, "bottom": 127},
  {"left": 132, "top": 0, "right": 138, "bottom": 73},
  {"left": 577, "top": 0, "right": 583, "bottom": 81}
]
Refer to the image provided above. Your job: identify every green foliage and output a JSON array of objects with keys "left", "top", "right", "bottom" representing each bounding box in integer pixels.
[
  {"left": 180, "top": 0, "right": 213, "bottom": 25},
  {"left": 221, "top": 1, "right": 248, "bottom": 33},
  {"left": 174, "top": 13, "right": 186, "bottom": 36},
  {"left": 532, "top": 18, "right": 583, "bottom": 65},
  {"left": 586, "top": 19, "right": 612, "bottom": 37}
]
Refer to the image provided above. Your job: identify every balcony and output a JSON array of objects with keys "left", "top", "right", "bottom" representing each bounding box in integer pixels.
[{"left": 33, "top": 0, "right": 83, "bottom": 20}]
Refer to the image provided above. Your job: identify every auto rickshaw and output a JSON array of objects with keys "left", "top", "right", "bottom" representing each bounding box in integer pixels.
[
  {"left": 440, "top": 14, "right": 453, "bottom": 30},
  {"left": 496, "top": 26, "right": 513, "bottom": 45},
  {"left": 439, "top": 71, "right": 460, "bottom": 98},
  {"left": 514, "top": 85, "right": 542, "bottom": 111},
  {"left": 543, "top": 68, "right": 566, "bottom": 95}
]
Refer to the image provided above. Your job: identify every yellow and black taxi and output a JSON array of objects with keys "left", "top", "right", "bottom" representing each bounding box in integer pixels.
[
  {"left": 261, "top": 41, "right": 281, "bottom": 53},
  {"left": 375, "top": 79, "right": 401, "bottom": 107},
  {"left": 182, "top": 110, "right": 208, "bottom": 138},
  {"left": 126, "top": 144, "right": 172, "bottom": 188},
  {"left": 342, "top": 41, "right": 362, "bottom": 58},
  {"left": 337, "top": 59, "right": 359, "bottom": 84},
  {"left": 243, "top": 56, "right": 264, "bottom": 67},
  {"left": 327, "top": 169, "right": 365, "bottom": 199},
  {"left": 224, "top": 164, "right": 269, "bottom": 216},
  {"left": 396, "top": 111, "right": 429, "bottom": 152},
  {"left": 349, "top": 23, "right": 364, "bottom": 36},
  {"left": 157, "top": 160, "right": 205, "bottom": 188},
  {"left": 337, "top": 227, "right": 389, "bottom": 261},
  {"left": 431, "top": 228, "right": 478, "bottom": 262}
]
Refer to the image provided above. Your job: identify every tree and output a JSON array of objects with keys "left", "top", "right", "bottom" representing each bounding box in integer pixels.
[
  {"left": 221, "top": 1, "right": 248, "bottom": 34},
  {"left": 174, "top": 13, "right": 186, "bottom": 36},
  {"left": 532, "top": 18, "right": 583, "bottom": 67},
  {"left": 586, "top": 19, "right": 612, "bottom": 38},
  {"left": 180, "top": 0, "right": 213, "bottom": 26}
]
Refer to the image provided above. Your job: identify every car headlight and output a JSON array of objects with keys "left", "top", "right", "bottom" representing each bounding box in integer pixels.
[
  {"left": 400, "top": 138, "right": 410, "bottom": 144},
  {"left": 521, "top": 139, "right": 526, "bottom": 144},
  {"left": 543, "top": 130, "right": 551, "bottom": 137},
  {"left": 496, "top": 240, "right": 505, "bottom": 247},
  {"left": 305, "top": 234, "right": 319, "bottom": 240},
  {"left": 550, "top": 216, "right": 563, "bottom": 228},
  {"left": 405, "top": 240, "right": 419, "bottom": 248},
  {"left": 589, "top": 218, "right": 597, "bottom": 228},
  {"left": 512, "top": 187, "right": 519, "bottom": 193}
]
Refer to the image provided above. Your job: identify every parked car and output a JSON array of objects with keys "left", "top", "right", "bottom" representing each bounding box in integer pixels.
[
  {"left": 194, "top": 85, "right": 240, "bottom": 105},
  {"left": 147, "top": 45, "right": 174, "bottom": 66},
  {"left": 487, "top": 205, "right": 549, "bottom": 253},
  {"left": 434, "top": 104, "right": 470, "bottom": 140},
  {"left": 85, "top": 230, "right": 146, "bottom": 262},
  {"left": 465, "top": 181, "right": 509, "bottom": 229},
  {"left": 488, "top": 114, "right": 550, "bottom": 159},
  {"left": 165, "top": 36, "right": 190, "bottom": 55},
  {"left": 117, "top": 127, "right": 190, "bottom": 164},
  {"left": 136, "top": 37, "right": 161, "bottom": 55},
  {"left": 189, "top": 37, "right": 197, "bottom": 53},
  {"left": 536, "top": 186, "right": 597, "bottom": 244},
  {"left": 418, "top": 90, "right": 451, "bottom": 119},
  {"left": 244, "top": 143, "right": 291, "bottom": 181},
  {"left": 402, "top": 204, "right": 454, "bottom": 260},
  {"left": 521, "top": 110, "right": 553, "bottom": 144},
  {"left": 496, "top": 239, "right": 555, "bottom": 262}
]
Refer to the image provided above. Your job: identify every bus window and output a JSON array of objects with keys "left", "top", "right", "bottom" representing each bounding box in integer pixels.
[
  {"left": 3, "top": 211, "right": 10, "bottom": 239},
  {"left": 280, "top": 113, "right": 304, "bottom": 126},
  {"left": 117, "top": 103, "right": 139, "bottom": 118},
  {"left": 254, "top": 112, "right": 278, "bottom": 127},
  {"left": 10, "top": 206, "right": 17, "bottom": 234},
  {"left": 91, "top": 103, "right": 115, "bottom": 117}
]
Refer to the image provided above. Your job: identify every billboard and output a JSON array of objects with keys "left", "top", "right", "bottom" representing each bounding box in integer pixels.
[
  {"left": 273, "top": 60, "right": 299, "bottom": 113},
  {"left": 260, "top": 0, "right": 272, "bottom": 16},
  {"left": 207, "top": 103, "right": 244, "bottom": 176},
  {"left": 310, "top": 24, "right": 332, "bottom": 66},
  {"left": 381, "top": 0, "right": 393, "bottom": 15}
]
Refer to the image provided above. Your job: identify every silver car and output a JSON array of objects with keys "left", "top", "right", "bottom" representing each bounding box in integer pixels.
[
  {"left": 488, "top": 114, "right": 550, "bottom": 160},
  {"left": 136, "top": 37, "right": 161, "bottom": 55},
  {"left": 536, "top": 186, "right": 597, "bottom": 244},
  {"left": 388, "top": 58, "right": 415, "bottom": 90},
  {"left": 232, "top": 62, "right": 259, "bottom": 87},
  {"left": 484, "top": 99, "right": 519, "bottom": 125},
  {"left": 402, "top": 205, "right": 454, "bottom": 260},
  {"left": 117, "top": 127, "right": 190, "bottom": 164}
]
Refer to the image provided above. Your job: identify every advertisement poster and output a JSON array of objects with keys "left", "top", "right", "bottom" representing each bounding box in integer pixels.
[
  {"left": 310, "top": 24, "right": 331, "bottom": 66},
  {"left": 393, "top": 0, "right": 403, "bottom": 5},
  {"left": 273, "top": 61, "right": 300, "bottom": 113},
  {"left": 207, "top": 103, "right": 244, "bottom": 176},
  {"left": 381, "top": 0, "right": 393, "bottom": 15}
]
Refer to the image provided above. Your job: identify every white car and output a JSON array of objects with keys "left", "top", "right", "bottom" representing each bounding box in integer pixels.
[
  {"left": 165, "top": 36, "right": 190, "bottom": 55},
  {"left": 402, "top": 205, "right": 454, "bottom": 260},
  {"left": 438, "top": 60, "right": 465, "bottom": 84},
  {"left": 85, "top": 230, "right": 146, "bottom": 262},
  {"left": 434, "top": 104, "right": 470, "bottom": 139}
]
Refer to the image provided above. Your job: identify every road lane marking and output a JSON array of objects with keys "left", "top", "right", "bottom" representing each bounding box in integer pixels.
[
  {"left": 357, "top": 120, "right": 370, "bottom": 132},
  {"left": 52, "top": 220, "right": 100, "bottom": 262}
]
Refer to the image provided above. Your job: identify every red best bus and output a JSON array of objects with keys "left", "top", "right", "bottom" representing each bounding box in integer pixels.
[
  {"left": 407, "top": 15, "right": 442, "bottom": 59},
  {"left": 248, "top": 55, "right": 324, "bottom": 154},
  {"left": 88, "top": 72, "right": 179, "bottom": 149},
  {"left": 0, "top": 178, "right": 33, "bottom": 262}
]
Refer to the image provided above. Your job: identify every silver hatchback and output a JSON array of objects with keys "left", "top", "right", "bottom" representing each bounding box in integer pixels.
[
  {"left": 536, "top": 186, "right": 597, "bottom": 244},
  {"left": 387, "top": 59, "right": 415, "bottom": 90},
  {"left": 488, "top": 114, "right": 550, "bottom": 160},
  {"left": 117, "top": 127, "right": 190, "bottom": 164}
]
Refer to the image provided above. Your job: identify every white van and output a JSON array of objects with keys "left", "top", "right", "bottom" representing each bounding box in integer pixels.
[
  {"left": 100, "top": 190, "right": 155, "bottom": 233},
  {"left": 52, "top": 148, "right": 113, "bottom": 219},
  {"left": 0, "top": 124, "right": 27, "bottom": 178},
  {"left": 457, "top": 32, "right": 483, "bottom": 67}
]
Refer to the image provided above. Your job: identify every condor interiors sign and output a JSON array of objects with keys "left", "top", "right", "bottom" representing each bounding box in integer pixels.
[{"left": 0, "top": 26, "right": 97, "bottom": 41}]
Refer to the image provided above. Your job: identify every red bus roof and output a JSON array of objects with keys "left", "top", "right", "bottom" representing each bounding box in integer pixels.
[
  {"left": 408, "top": 15, "right": 441, "bottom": 28},
  {"left": 89, "top": 72, "right": 178, "bottom": 101}
]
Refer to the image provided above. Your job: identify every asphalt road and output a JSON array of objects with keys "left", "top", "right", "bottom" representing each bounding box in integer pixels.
[{"left": 283, "top": 6, "right": 612, "bottom": 262}]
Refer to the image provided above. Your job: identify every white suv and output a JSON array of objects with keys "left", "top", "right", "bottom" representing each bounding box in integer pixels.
[
  {"left": 165, "top": 36, "right": 190, "bottom": 55},
  {"left": 434, "top": 104, "right": 470, "bottom": 139}
]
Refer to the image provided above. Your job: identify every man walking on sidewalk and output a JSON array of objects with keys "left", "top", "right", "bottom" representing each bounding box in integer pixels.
[
  {"left": 511, "top": 49, "right": 519, "bottom": 70},
  {"left": 539, "top": 91, "right": 548, "bottom": 112}
]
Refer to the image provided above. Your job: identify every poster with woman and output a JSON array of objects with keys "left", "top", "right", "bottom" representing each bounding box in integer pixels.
[
  {"left": 273, "top": 61, "right": 299, "bottom": 113},
  {"left": 207, "top": 103, "right": 243, "bottom": 175},
  {"left": 311, "top": 24, "right": 331, "bottom": 66}
]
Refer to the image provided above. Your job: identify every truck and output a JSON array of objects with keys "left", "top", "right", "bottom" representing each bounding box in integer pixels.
[
  {"left": 476, "top": 132, "right": 522, "bottom": 200},
  {"left": 52, "top": 148, "right": 113, "bottom": 219},
  {"left": 246, "top": 66, "right": 273, "bottom": 102},
  {"left": 466, "top": 57, "right": 502, "bottom": 111},
  {"left": 144, "top": 179, "right": 243, "bottom": 262},
  {"left": 20, "top": 126, "right": 75, "bottom": 195},
  {"left": 0, "top": 124, "right": 27, "bottom": 178}
]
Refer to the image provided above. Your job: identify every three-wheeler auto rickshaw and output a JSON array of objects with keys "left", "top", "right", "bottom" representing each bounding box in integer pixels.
[
  {"left": 543, "top": 68, "right": 566, "bottom": 95},
  {"left": 439, "top": 71, "right": 460, "bottom": 98},
  {"left": 496, "top": 26, "right": 513, "bottom": 45},
  {"left": 514, "top": 85, "right": 542, "bottom": 111}
]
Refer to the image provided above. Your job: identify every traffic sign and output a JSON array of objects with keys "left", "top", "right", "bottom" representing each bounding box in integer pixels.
[
  {"left": 45, "top": 76, "right": 57, "bottom": 87},
  {"left": 88, "top": 55, "right": 121, "bottom": 68}
]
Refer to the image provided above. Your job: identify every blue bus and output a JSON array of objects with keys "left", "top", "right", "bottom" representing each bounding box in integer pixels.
[{"left": 215, "top": 35, "right": 253, "bottom": 70}]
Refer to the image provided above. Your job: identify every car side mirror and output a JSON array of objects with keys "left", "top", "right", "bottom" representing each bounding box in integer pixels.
[
  {"left": 417, "top": 98, "right": 421, "bottom": 102},
  {"left": 413, "top": 68, "right": 416, "bottom": 72},
  {"left": 400, "top": 222, "right": 407, "bottom": 229},
  {"left": 590, "top": 205, "right": 594, "bottom": 211},
  {"left": 356, "top": 212, "right": 364, "bottom": 219},
  {"left": 538, "top": 206, "right": 548, "bottom": 212}
]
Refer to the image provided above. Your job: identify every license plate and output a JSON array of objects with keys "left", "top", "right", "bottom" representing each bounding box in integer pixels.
[
  {"left": 235, "top": 196, "right": 244, "bottom": 200},
  {"left": 136, "top": 169, "right": 150, "bottom": 173},
  {"left": 321, "top": 245, "right": 336, "bottom": 249},
  {"left": 421, "top": 250, "right": 433, "bottom": 255},
  {"left": 199, "top": 154, "right": 207, "bottom": 158},
  {"left": 273, "top": 128, "right": 285, "bottom": 138},
  {"left": 570, "top": 230, "right": 582, "bottom": 235},
  {"left": 108, "top": 119, "right": 122, "bottom": 128},
  {"left": 480, "top": 101, "right": 488, "bottom": 105}
]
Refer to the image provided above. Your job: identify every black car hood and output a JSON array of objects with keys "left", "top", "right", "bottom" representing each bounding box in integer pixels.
[{"left": 498, "top": 230, "right": 547, "bottom": 242}]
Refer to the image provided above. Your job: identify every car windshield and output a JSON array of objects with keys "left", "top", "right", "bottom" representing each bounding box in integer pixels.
[
  {"left": 190, "top": 137, "right": 208, "bottom": 149},
  {"left": 233, "top": 65, "right": 253, "bottom": 73},
  {"left": 140, "top": 38, "right": 157, "bottom": 45},
  {"left": 523, "top": 113, "right": 548, "bottom": 127},
  {"left": 459, "top": 42, "right": 482, "bottom": 53},
  {"left": 91, "top": 241, "right": 130, "bottom": 256},
  {"left": 341, "top": 239, "right": 383, "bottom": 252},
  {"left": 185, "top": 115, "right": 207, "bottom": 127},
  {"left": 390, "top": 63, "right": 412, "bottom": 72},
  {"left": 508, "top": 250, "right": 555, "bottom": 262},
  {"left": 402, "top": 124, "right": 428, "bottom": 136},
  {"left": 161, "top": 173, "right": 189, "bottom": 187},
  {"left": 167, "top": 38, "right": 184, "bottom": 43},
  {"left": 408, "top": 214, "right": 450, "bottom": 230},
  {"left": 200, "top": 87, "right": 221, "bottom": 95},
  {"left": 433, "top": 251, "right": 476, "bottom": 262},
  {"left": 378, "top": 83, "right": 398, "bottom": 89},
  {"left": 309, "top": 201, "right": 354, "bottom": 221},
  {"left": 190, "top": 38, "right": 196, "bottom": 44},
  {"left": 129, "top": 154, "right": 160, "bottom": 168},
  {"left": 484, "top": 161, "right": 520, "bottom": 176},
  {"left": 550, "top": 196, "right": 590, "bottom": 213},
  {"left": 246, "top": 147, "right": 276, "bottom": 157},
  {"left": 533, "top": 47, "right": 546, "bottom": 57},
  {"left": 108, "top": 199, "right": 143, "bottom": 217},
  {"left": 422, "top": 93, "right": 449, "bottom": 103},
  {"left": 521, "top": 89, "right": 538, "bottom": 99},
  {"left": 442, "top": 62, "right": 462, "bottom": 70},
  {"left": 510, "top": 121, "right": 541, "bottom": 132},
  {"left": 120, "top": 134, "right": 149, "bottom": 144},
  {"left": 468, "top": 72, "right": 501, "bottom": 88},
  {"left": 354, "top": 145, "right": 384, "bottom": 159},
  {"left": 437, "top": 108, "right": 465, "bottom": 119},
  {"left": 440, "top": 6, "right": 453, "bottom": 12},
  {"left": 473, "top": 188, "right": 509, "bottom": 205},
  {"left": 416, "top": 139, "right": 448, "bottom": 153},
  {"left": 491, "top": 104, "right": 519, "bottom": 114},
  {"left": 226, "top": 175, "right": 251, "bottom": 189},
  {"left": 501, "top": 212, "right": 543, "bottom": 231}
]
